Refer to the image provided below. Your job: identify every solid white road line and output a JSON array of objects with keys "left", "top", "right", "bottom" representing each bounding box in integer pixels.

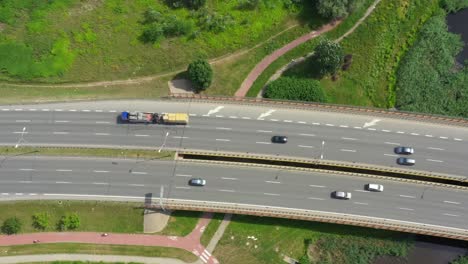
[
  {"left": 341, "top": 137, "right": 357, "bottom": 141},
  {"left": 221, "top": 177, "right": 238, "bottom": 180},
  {"left": 176, "top": 174, "right": 192, "bottom": 177},
  {"left": 399, "top": 195, "right": 416, "bottom": 199},
  {"left": 298, "top": 145, "right": 314, "bottom": 148},
  {"left": 265, "top": 181, "right": 281, "bottom": 184},
  {"left": 216, "top": 139, "right": 230, "bottom": 142},
  {"left": 308, "top": 197, "right": 324, "bottom": 201},
  {"left": 427, "top": 147, "right": 444, "bottom": 151},
  {"left": 299, "top": 133, "right": 315, "bottom": 137},
  {"left": 426, "top": 159, "right": 443, "bottom": 163},
  {"left": 444, "top": 200, "right": 460, "bottom": 205},
  {"left": 309, "top": 185, "right": 325, "bottom": 188},
  {"left": 131, "top": 171, "right": 147, "bottom": 175},
  {"left": 340, "top": 149, "right": 356, "bottom": 152},
  {"left": 398, "top": 207, "right": 414, "bottom": 211},
  {"left": 384, "top": 142, "right": 400, "bottom": 145}
]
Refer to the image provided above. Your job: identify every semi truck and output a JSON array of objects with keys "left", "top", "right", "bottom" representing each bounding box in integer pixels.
[{"left": 120, "top": 111, "right": 189, "bottom": 125}]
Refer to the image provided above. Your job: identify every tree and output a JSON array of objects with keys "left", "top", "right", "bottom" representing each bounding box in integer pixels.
[
  {"left": 316, "top": 0, "right": 349, "bottom": 19},
  {"left": 32, "top": 212, "right": 50, "bottom": 230},
  {"left": 312, "top": 39, "right": 343, "bottom": 77},
  {"left": 264, "top": 77, "right": 327, "bottom": 102},
  {"left": 187, "top": 59, "right": 213, "bottom": 92},
  {"left": 58, "top": 213, "right": 81, "bottom": 231},
  {"left": 141, "top": 24, "right": 164, "bottom": 43},
  {"left": 2, "top": 217, "right": 22, "bottom": 235}
]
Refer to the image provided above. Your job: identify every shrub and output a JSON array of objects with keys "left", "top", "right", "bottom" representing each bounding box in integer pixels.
[
  {"left": 187, "top": 59, "right": 213, "bottom": 92},
  {"left": 194, "top": 9, "right": 235, "bottom": 33},
  {"left": 166, "top": 0, "right": 206, "bottom": 9},
  {"left": 237, "top": 0, "right": 261, "bottom": 10},
  {"left": 264, "top": 77, "right": 327, "bottom": 102},
  {"left": 32, "top": 212, "right": 50, "bottom": 230},
  {"left": 311, "top": 39, "right": 344, "bottom": 76},
  {"left": 440, "top": 0, "right": 468, "bottom": 13},
  {"left": 58, "top": 213, "right": 81, "bottom": 231},
  {"left": 2, "top": 217, "right": 22, "bottom": 235},
  {"left": 141, "top": 24, "right": 165, "bottom": 43},
  {"left": 316, "top": 0, "right": 350, "bottom": 19},
  {"left": 163, "top": 15, "right": 193, "bottom": 37}
]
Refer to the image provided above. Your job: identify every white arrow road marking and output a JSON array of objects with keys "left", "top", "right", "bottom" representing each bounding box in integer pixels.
[
  {"left": 257, "top": 109, "right": 276, "bottom": 119},
  {"left": 363, "top": 119, "right": 381, "bottom": 128},
  {"left": 206, "top": 106, "right": 224, "bottom": 116}
]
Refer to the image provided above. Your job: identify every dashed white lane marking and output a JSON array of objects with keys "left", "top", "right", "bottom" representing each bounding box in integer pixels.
[
  {"left": 15, "top": 193, "right": 24, "bottom": 195},
  {"left": 19, "top": 168, "right": 35, "bottom": 171},
  {"left": 283, "top": 120, "right": 293, "bottom": 122},
  {"left": 16, "top": 120, "right": 31, "bottom": 123},
  {"left": 56, "top": 181, "right": 71, "bottom": 184},
  {"left": 428, "top": 147, "right": 444, "bottom": 151},
  {"left": 354, "top": 202, "right": 368, "bottom": 205},
  {"left": 189, "top": 114, "right": 197, "bottom": 117},
  {"left": 1, "top": 193, "right": 9, "bottom": 195},
  {"left": 42, "top": 109, "right": 49, "bottom": 111},
  {"left": 340, "top": 149, "right": 356, "bottom": 152},
  {"left": 95, "top": 133, "right": 110, "bottom": 136},
  {"left": 29, "top": 193, "right": 37, "bottom": 196},
  {"left": 367, "top": 128, "right": 376, "bottom": 131},
  {"left": 229, "top": 116, "right": 238, "bottom": 119},
  {"left": 219, "top": 189, "right": 235, "bottom": 192},
  {"left": 53, "top": 132, "right": 69, "bottom": 135},
  {"left": 443, "top": 213, "right": 459, "bottom": 217},
  {"left": 426, "top": 159, "right": 443, "bottom": 163},
  {"left": 221, "top": 177, "right": 238, "bottom": 180},
  {"left": 309, "top": 185, "right": 325, "bottom": 188},
  {"left": 298, "top": 145, "right": 314, "bottom": 148},
  {"left": 216, "top": 127, "right": 232, "bottom": 130},
  {"left": 354, "top": 190, "right": 369, "bottom": 193},
  {"left": 56, "top": 169, "right": 72, "bottom": 172},
  {"left": 398, "top": 207, "right": 414, "bottom": 211},
  {"left": 69, "top": 109, "right": 77, "bottom": 112},
  {"left": 130, "top": 184, "right": 145, "bottom": 187},
  {"left": 95, "top": 110, "right": 103, "bottom": 112},
  {"left": 55, "top": 109, "right": 63, "bottom": 112},
  {"left": 215, "top": 115, "right": 224, "bottom": 117},
  {"left": 82, "top": 110, "right": 91, "bottom": 112},
  {"left": 93, "top": 170, "right": 109, "bottom": 173},
  {"left": 270, "top": 119, "right": 279, "bottom": 121},
  {"left": 242, "top": 117, "right": 251, "bottom": 120},
  {"left": 256, "top": 142, "right": 271, "bottom": 144},
  {"left": 173, "top": 136, "right": 189, "bottom": 139},
  {"left": 131, "top": 171, "right": 147, "bottom": 175},
  {"left": 176, "top": 174, "right": 192, "bottom": 177},
  {"left": 55, "top": 120, "right": 70, "bottom": 123},
  {"left": 425, "top": 135, "right": 433, "bottom": 137},
  {"left": 339, "top": 125, "right": 349, "bottom": 128},
  {"left": 108, "top": 110, "right": 117, "bottom": 113},
  {"left": 19, "top": 181, "right": 32, "bottom": 183},
  {"left": 256, "top": 130, "right": 272, "bottom": 133},
  {"left": 297, "top": 121, "right": 306, "bottom": 124},
  {"left": 444, "top": 200, "right": 460, "bottom": 205},
  {"left": 95, "top": 121, "right": 110, "bottom": 124},
  {"left": 308, "top": 197, "right": 324, "bottom": 200},
  {"left": 263, "top": 193, "right": 280, "bottom": 196},
  {"left": 354, "top": 126, "right": 362, "bottom": 129},
  {"left": 1, "top": 109, "right": 9, "bottom": 111},
  {"left": 265, "top": 181, "right": 281, "bottom": 184},
  {"left": 325, "top": 124, "right": 334, "bottom": 127},
  {"left": 410, "top": 133, "right": 419, "bottom": 136},
  {"left": 384, "top": 154, "right": 398, "bottom": 157},
  {"left": 439, "top": 136, "right": 448, "bottom": 139},
  {"left": 396, "top": 131, "right": 405, "bottom": 134},
  {"left": 312, "top": 122, "right": 320, "bottom": 125},
  {"left": 93, "top": 182, "right": 108, "bottom": 185},
  {"left": 134, "top": 134, "right": 149, "bottom": 137},
  {"left": 175, "top": 186, "right": 190, "bottom": 189},
  {"left": 381, "top": 129, "right": 391, "bottom": 132},
  {"left": 454, "top": 138, "right": 462, "bottom": 141},
  {"left": 13, "top": 131, "right": 29, "bottom": 134},
  {"left": 14, "top": 109, "right": 23, "bottom": 111},
  {"left": 300, "top": 133, "right": 315, "bottom": 137},
  {"left": 384, "top": 142, "right": 400, "bottom": 145},
  {"left": 216, "top": 139, "right": 231, "bottom": 142},
  {"left": 342, "top": 137, "right": 357, "bottom": 141},
  {"left": 399, "top": 195, "right": 416, "bottom": 199}
]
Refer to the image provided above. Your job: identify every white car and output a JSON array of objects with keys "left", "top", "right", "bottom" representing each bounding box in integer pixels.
[
  {"left": 332, "top": 191, "right": 352, "bottom": 200},
  {"left": 366, "top": 184, "right": 384, "bottom": 192}
]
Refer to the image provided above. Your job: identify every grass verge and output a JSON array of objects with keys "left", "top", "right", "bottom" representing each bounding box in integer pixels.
[
  {"left": 20, "top": 262, "right": 142, "bottom": 264},
  {"left": 214, "top": 215, "right": 413, "bottom": 264},
  {"left": 157, "top": 211, "right": 202, "bottom": 237},
  {"left": 0, "top": 201, "right": 143, "bottom": 233},
  {"left": 0, "top": 243, "right": 197, "bottom": 262},
  {"left": 0, "top": 147, "right": 175, "bottom": 160},
  {"left": 200, "top": 214, "right": 225, "bottom": 247}
]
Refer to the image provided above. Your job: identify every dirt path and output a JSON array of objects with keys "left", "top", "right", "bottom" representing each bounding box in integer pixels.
[
  {"left": 0, "top": 212, "right": 218, "bottom": 264},
  {"left": 237, "top": 0, "right": 383, "bottom": 98}
]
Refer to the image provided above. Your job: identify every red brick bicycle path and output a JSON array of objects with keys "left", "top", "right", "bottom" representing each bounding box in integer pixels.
[
  {"left": 0, "top": 212, "right": 218, "bottom": 264},
  {"left": 235, "top": 20, "right": 342, "bottom": 97}
]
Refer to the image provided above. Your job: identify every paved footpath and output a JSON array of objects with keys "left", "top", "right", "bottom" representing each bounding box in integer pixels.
[{"left": 0, "top": 212, "right": 218, "bottom": 264}]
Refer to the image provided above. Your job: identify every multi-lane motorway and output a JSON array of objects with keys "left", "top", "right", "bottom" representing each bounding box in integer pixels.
[
  {"left": 0, "top": 156, "right": 466, "bottom": 229},
  {"left": 0, "top": 100, "right": 467, "bottom": 176}
]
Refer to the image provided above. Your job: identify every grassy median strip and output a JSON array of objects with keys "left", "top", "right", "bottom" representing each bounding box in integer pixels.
[
  {"left": 0, "top": 147, "right": 174, "bottom": 160},
  {"left": 0, "top": 244, "right": 197, "bottom": 263},
  {"left": 200, "top": 214, "right": 225, "bottom": 247},
  {"left": 157, "top": 211, "right": 202, "bottom": 237}
]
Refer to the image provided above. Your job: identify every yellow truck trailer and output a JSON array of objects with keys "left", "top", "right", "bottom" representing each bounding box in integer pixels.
[{"left": 158, "top": 113, "right": 189, "bottom": 125}]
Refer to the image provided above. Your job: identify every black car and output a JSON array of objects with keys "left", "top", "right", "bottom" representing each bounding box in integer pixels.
[
  {"left": 396, "top": 157, "right": 415, "bottom": 166},
  {"left": 271, "top": 136, "right": 288, "bottom": 144},
  {"left": 188, "top": 178, "right": 206, "bottom": 186},
  {"left": 394, "top": 146, "right": 414, "bottom": 155}
]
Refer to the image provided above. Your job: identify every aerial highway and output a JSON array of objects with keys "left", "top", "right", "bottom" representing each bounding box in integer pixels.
[
  {"left": 0, "top": 100, "right": 467, "bottom": 176},
  {"left": 0, "top": 156, "right": 465, "bottom": 230}
]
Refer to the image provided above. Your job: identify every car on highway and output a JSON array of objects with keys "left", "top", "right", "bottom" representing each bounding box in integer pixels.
[
  {"left": 394, "top": 146, "right": 414, "bottom": 155},
  {"left": 332, "top": 191, "right": 352, "bottom": 200},
  {"left": 397, "top": 157, "right": 416, "bottom": 166},
  {"left": 366, "top": 183, "right": 384, "bottom": 192},
  {"left": 189, "top": 178, "right": 206, "bottom": 186},
  {"left": 271, "top": 136, "right": 288, "bottom": 144}
]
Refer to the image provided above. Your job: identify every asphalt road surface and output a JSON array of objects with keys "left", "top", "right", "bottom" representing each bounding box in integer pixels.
[
  {"left": 0, "top": 156, "right": 466, "bottom": 229},
  {"left": 0, "top": 101, "right": 467, "bottom": 176}
]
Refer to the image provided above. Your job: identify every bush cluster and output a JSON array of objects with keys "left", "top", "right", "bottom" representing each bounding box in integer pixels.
[
  {"left": 141, "top": 10, "right": 194, "bottom": 43},
  {"left": 0, "top": 213, "right": 81, "bottom": 234},
  {"left": 264, "top": 77, "right": 327, "bottom": 102}
]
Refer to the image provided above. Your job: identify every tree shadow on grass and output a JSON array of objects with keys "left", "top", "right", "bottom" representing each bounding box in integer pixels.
[
  {"left": 282, "top": 57, "right": 324, "bottom": 80},
  {"left": 295, "top": 0, "right": 330, "bottom": 29}
]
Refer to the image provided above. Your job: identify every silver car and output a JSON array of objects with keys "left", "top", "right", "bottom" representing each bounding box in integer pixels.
[
  {"left": 189, "top": 178, "right": 206, "bottom": 186},
  {"left": 397, "top": 157, "right": 416, "bottom": 166},
  {"left": 332, "top": 191, "right": 352, "bottom": 200},
  {"left": 394, "top": 146, "right": 414, "bottom": 155},
  {"left": 366, "top": 183, "right": 384, "bottom": 192}
]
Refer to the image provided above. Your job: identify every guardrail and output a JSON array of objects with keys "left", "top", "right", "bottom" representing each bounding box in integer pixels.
[
  {"left": 178, "top": 150, "right": 468, "bottom": 187},
  {"left": 149, "top": 198, "right": 468, "bottom": 241},
  {"left": 166, "top": 94, "right": 468, "bottom": 127}
]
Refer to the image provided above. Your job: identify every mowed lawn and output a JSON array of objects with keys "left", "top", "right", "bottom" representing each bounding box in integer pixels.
[{"left": 214, "top": 215, "right": 413, "bottom": 264}]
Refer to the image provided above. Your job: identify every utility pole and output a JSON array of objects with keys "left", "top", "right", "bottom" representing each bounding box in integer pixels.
[
  {"left": 15, "top": 127, "right": 27, "bottom": 148},
  {"left": 158, "top": 131, "right": 170, "bottom": 153},
  {"left": 320, "top": 140, "right": 325, "bottom": 160},
  {"left": 159, "top": 185, "right": 166, "bottom": 211}
]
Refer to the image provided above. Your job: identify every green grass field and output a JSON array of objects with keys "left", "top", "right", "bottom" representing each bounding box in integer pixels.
[
  {"left": 0, "top": 243, "right": 197, "bottom": 262},
  {"left": 214, "top": 215, "right": 413, "bottom": 264},
  {"left": 157, "top": 211, "right": 202, "bottom": 237}
]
